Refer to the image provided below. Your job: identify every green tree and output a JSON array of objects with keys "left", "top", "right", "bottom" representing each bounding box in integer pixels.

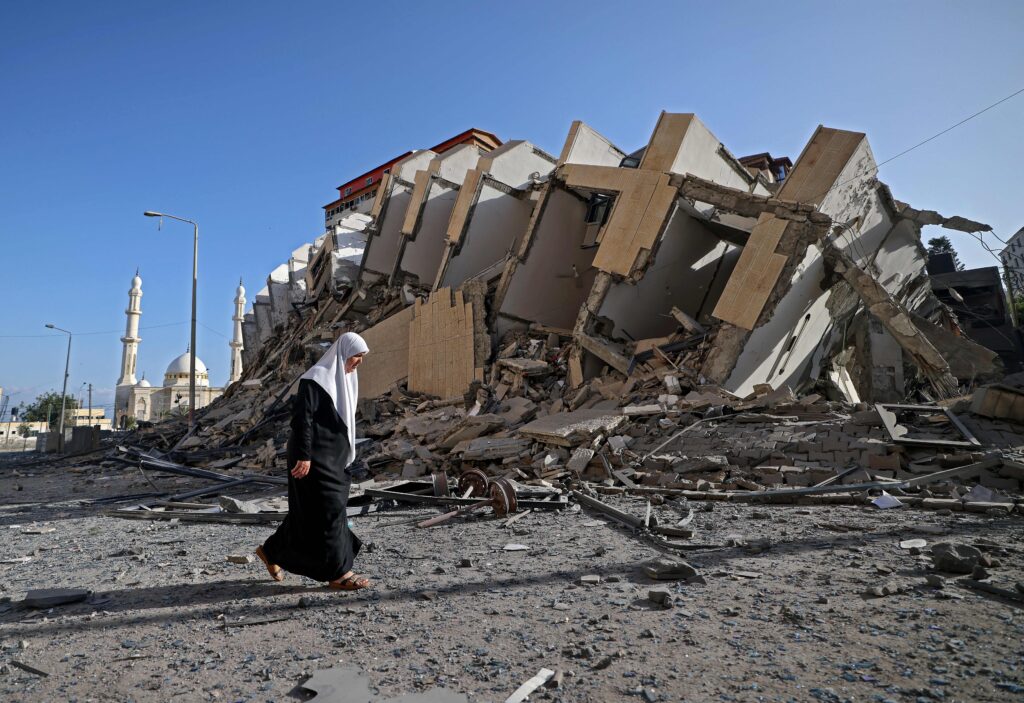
[
  {"left": 17, "top": 423, "right": 31, "bottom": 438},
  {"left": 20, "top": 391, "right": 80, "bottom": 424},
  {"left": 927, "top": 236, "right": 965, "bottom": 271},
  {"left": 1013, "top": 295, "right": 1024, "bottom": 324}
]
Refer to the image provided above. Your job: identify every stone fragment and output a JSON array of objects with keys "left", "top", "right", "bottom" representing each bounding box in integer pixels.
[
  {"left": 931, "top": 542, "right": 983, "bottom": 574},
  {"left": 648, "top": 589, "right": 673, "bottom": 606},
  {"left": 218, "top": 496, "right": 260, "bottom": 514},
  {"left": 23, "top": 588, "right": 91, "bottom": 609},
  {"left": 643, "top": 558, "right": 702, "bottom": 582},
  {"left": 866, "top": 582, "right": 903, "bottom": 598},
  {"left": 924, "top": 574, "right": 945, "bottom": 588},
  {"left": 226, "top": 554, "right": 254, "bottom": 564},
  {"left": 580, "top": 575, "right": 601, "bottom": 586},
  {"left": 899, "top": 539, "right": 927, "bottom": 550}
]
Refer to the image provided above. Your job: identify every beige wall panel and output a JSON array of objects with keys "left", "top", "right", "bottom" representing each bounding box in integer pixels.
[
  {"left": 778, "top": 128, "right": 865, "bottom": 205},
  {"left": 369, "top": 171, "right": 392, "bottom": 219},
  {"left": 639, "top": 112, "right": 694, "bottom": 172},
  {"left": 445, "top": 168, "right": 483, "bottom": 245},
  {"left": 407, "top": 288, "right": 477, "bottom": 399},
  {"left": 592, "top": 174, "right": 676, "bottom": 276},
  {"left": 358, "top": 305, "right": 415, "bottom": 399},
  {"left": 711, "top": 214, "right": 790, "bottom": 329},
  {"left": 401, "top": 170, "right": 433, "bottom": 237}
]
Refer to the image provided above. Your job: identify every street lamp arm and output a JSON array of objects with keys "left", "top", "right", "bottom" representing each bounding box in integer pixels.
[{"left": 143, "top": 211, "right": 197, "bottom": 228}]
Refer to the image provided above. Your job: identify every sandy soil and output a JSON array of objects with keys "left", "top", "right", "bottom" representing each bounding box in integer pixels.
[{"left": 1, "top": 452, "right": 1023, "bottom": 702}]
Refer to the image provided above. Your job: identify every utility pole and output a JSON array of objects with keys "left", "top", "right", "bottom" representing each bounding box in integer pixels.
[
  {"left": 143, "top": 211, "right": 199, "bottom": 429},
  {"left": 45, "top": 324, "right": 73, "bottom": 453},
  {"left": 87, "top": 384, "right": 93, "bottom": 426}
]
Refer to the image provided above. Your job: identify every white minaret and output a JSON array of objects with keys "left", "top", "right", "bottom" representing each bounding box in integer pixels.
[
  {"left": 229, "top": 278, "right": 245, "bottom": 383},
  {"left": 115, "top": 270, "right": 143, "bottom": 420}
]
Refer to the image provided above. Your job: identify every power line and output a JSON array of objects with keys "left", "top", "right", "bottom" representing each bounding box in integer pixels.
[
  {"left": 875, "top": 86, "right": 1024, "bottom": 170},
  {"left": 0, "top": 321, "right": 189, "bottom": 340},
  {"left": 812, "top": 85, "right": 1024, "bottom": 207}
]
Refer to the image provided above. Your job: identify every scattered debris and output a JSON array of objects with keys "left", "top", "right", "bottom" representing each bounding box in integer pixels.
[
  {"left": 504, "top": 668, "right": 555, "bottom": 703},
  {"left": 22, "top": 588, "right": 91, "bottom": 609}
]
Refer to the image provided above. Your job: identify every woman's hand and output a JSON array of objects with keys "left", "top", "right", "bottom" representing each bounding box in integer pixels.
[{"left": 291, "top": 460, "right": 311, "bottom": 479}]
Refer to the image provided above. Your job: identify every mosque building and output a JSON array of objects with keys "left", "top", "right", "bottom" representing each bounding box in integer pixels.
[{"left": 114, "top": 271, "right": 246, "bottom": 426}]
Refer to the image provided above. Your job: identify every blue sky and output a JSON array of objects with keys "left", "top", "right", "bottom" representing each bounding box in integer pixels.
[{"left": 1, "top": 0, "right": 1022, "bottom": 417}]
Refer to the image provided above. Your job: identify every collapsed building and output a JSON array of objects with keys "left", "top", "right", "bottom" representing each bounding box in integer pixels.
[
  {"left": 115, "top": 111, "right": 1024, "bottom": 526},
  {"left": 238, "top": 112, "right": 999, "bottom": 407}
]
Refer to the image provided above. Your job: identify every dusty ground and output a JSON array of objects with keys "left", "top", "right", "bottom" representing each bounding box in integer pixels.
[{"left": 1, "top": 451, "right": 1023, "bottom": 702}]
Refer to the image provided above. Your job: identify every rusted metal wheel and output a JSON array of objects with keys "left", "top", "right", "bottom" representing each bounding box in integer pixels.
[
  {"left": 431, "top": 471, "right": 449, "bottom": 497},
  {"left": 460, "top": 468, "right": 490, "bottom": 497},
  {"left": 489, "top": 478, "right": 518, "bottom": 518}
]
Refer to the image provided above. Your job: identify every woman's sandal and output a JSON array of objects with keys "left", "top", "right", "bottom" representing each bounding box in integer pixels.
[
  {"left": 255, "top": 546, "right": 284, "bottom": 582},
  {"left": 328, "top": 573, "right": 371, "bottom": 591}
]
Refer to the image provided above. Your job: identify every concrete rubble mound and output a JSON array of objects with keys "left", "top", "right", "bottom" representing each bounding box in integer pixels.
[{"left": 104, "top": 111, "right": 1024, "bottom": 527}]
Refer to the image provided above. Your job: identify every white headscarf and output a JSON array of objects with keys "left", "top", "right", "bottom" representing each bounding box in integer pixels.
[{"left": 300, "top": 332, "right": 369, "bottom": 466}]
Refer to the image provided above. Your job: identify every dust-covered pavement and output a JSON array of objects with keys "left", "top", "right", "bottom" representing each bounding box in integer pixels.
[{"left": 1, "top": 455, "right": 1023, "bottom": 702}]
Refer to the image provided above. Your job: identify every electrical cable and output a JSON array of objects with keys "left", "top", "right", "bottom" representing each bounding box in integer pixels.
[{"left": 809, "top": 85, "right": 1024, "bottom": 208}]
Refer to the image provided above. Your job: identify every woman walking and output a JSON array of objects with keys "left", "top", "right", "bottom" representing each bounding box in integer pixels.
[{"left": 256, "top": 332, "right": 371, "bottom": 590}]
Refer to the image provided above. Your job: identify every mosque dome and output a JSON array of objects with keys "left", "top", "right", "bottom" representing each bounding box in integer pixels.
[
  {"left": 236, "top": 280, "right": 246, "bottom": 298},
  {"left": 135, "top": 376, "right": 151, "bottom": 388},
  {"left": 131, "top": 272, "right": 142, "bottom": 291},
  {"left": 164, "top": 352, "right": 210, "bottom": 387}
]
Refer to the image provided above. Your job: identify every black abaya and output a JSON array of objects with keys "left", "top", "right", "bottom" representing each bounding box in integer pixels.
[{"left": 262, "top": 379, "right": 362, "bottom": 582}]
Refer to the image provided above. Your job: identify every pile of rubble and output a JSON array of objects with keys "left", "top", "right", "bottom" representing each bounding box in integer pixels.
[{"left": 107, "top": 110, "right": 1024, "bottom": 535}]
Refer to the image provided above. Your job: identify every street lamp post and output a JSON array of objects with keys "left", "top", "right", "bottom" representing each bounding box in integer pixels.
[
  {"left": 144, "top": 210, "right": 198, "bottom": 429},
  {"left": 44, "top": 324, "right": 72, "bottom": 453}
]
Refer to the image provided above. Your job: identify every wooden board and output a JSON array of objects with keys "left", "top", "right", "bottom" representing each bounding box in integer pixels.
[
  {"left": 407, "top": 288, "right": 478, "bottom": 399},
  {"left": 358, "top": 305, "right": 415, "bottom": 399}
]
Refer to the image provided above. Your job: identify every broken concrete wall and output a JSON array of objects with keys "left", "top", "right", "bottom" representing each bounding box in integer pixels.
[
  {"left": 287, "top": 243, "right": 312, "bottom": 307},
  {"left": 434, "top": 141, "right": 556, "bottom": 291},
  {"left": 253, "top": 286, "right": 273, "bottom": 345},
  {"left": 566, "top": 113, "right": 768, "bottom": 362},
  {"left": 241, "top": 312, "right": 258, "bottom": 370},
  {"left": 359, "top": 150, "right": 437, "bottom": 283},
  {"left": 492, "top": 122, "right": 625, "bottom": 336},
  {"left": 329, "top": 213, "right": 372, "bottom": 292},
  {"left": 558, "top": 120, "right": 626, "bottom": 168},
  {"left": 597, "top": 209, "right": 743, "bottom": 340},
  {"left": 393, "top": 144, "right": 482, "bottom": 287},
  {"left": 709, "top": 127, "right": 922, "bottom": 397},
  {"left": 407, "top": 287, "right": 481, "bottom": 399},
  {"left": 267, "top": 264, "right": 291, "bottom": 328},
  {"left": 358, "top": 304, "right": 415, "bottom": 398},
  {"left": 494, "top": 186, "right": 598, "bottom": 336}
]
